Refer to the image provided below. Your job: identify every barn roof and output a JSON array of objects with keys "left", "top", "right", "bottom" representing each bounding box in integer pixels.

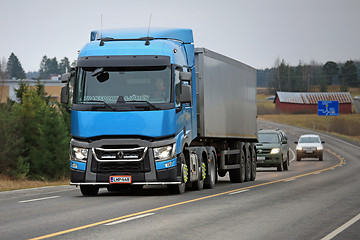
[{"left": 275, "top": 92, "right": 353, "bottom": 104}]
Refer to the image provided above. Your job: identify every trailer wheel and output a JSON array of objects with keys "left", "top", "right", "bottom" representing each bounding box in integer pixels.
[
  {"left": 192, "top": 154, "right": 205, "bottom": 190},
  {"left": 229, "top": 148, "right": 245, "bottom": 183},
  {"left": 168, "top": 153, "right": 187, "bottom": 194},
  {"left": 244, "top": 146, "right": 251, "bottom": 182},
  {"left": 80, "top": 185, "right": 99, "bottom": 196},
  {"left": 250, "top": 145, "right": 257, "bottom": 181},
  {"left": 204, "top": 151, "right": 216, "bottom": 189}
]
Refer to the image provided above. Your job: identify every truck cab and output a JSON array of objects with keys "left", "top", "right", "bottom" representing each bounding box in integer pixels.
[{"left": 62, "top": 29, "right": 197, "bottom": 195}]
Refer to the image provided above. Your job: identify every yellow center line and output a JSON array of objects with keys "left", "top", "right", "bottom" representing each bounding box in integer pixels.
[{"left": 29, "top": 149, "right": 343, "bottom": 240}]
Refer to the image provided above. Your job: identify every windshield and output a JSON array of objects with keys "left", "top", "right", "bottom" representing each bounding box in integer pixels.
[
  {"left": 299, "top": 136, "right": 321, "bottom": 143},
  {"left": 258, "top": 133, "right": 280, "bottom": 143},
  {"left": 74, "top": 66, "right": 171, "bottom": 105}
]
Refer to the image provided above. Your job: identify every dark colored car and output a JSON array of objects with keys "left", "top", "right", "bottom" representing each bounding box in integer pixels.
[
  {"left": 256, "top": 129, "right": 290, "bottom": 171},
  {"left": 295, "top": 134, "right": 324, "bottom": 161}
]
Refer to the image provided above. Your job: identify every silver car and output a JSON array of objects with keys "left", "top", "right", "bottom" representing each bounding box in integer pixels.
[{"left": 295, "top": 134, "right": 325, "bottom": 161}]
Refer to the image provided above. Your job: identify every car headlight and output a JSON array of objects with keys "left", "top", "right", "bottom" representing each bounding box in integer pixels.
[
  {"left": 296, "top": 145, "right": 303, "bottom": 151},
  {"left": 153, "top": 143, "right": 176, "bottom": 161},
  {"left": 317, "top": 146, "right": 323, "bottom": 151},
  {"left": 270, "top": 148, "right": 280, "bottom": 154},
  {"left": 71, "top": 146, "right": 88, "bottom": 161}
]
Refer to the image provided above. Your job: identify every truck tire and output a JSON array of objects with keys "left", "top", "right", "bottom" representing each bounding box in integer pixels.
[
  {"left": 168, "top": 153, "right": 187, "bottom": 194},
  {"left": 204, "top": 151, "right": 216, "bottom": 189},
  {"left": 192, "top": 154, "right": 205, "bottom": 190},
  {"left": 297, "top": 155, "right": 301, "bottom": 161},
  {"left": 319, "top": 153, "right": 323, "bottom": 161},
  {"left": 250, "top": 145, "right": 257, "bottom": 181},
  {"left": 229, "top": 148, "right": 245, "bottom": 183},
  {"left": 80, "top": 185, "right": 99, "bottom": 196},
  {"left": 244, "top": 146, "right": 251, "bottom": 182}
]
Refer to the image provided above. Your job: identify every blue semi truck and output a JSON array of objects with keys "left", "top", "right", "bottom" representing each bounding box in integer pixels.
[{"left": 61, "top": 28, "right": 258, "bottom": 196}]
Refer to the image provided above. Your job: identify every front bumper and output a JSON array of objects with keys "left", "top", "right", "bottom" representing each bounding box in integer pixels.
[
  {"left": 296, "top": 150, "right": 323, "bottom": 158},
  {"left": 70, "top": 137, "right": 181, "bottom": 186},
  {"left": 256, "top": 153, "right": 282, "bottom": 167}
]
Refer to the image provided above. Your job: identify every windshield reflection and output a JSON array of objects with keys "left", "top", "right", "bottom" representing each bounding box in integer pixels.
[{"left": 75, "top": 66, "right": 171, "bottom": 105}]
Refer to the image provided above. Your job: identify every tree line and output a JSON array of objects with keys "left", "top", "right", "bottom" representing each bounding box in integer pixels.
[
  {"left": 0, "top": 52, "right": 75, "bottom": 80},
  {"left": 257, "top": 59, "right": 360, "bottom": 93},
  {"left": 0, "top": 82, "right": 71, "bottom": 180}
]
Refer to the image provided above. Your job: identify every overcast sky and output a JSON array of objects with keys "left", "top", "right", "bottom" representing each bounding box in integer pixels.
[{"left": 1, "top": 0, "right": 359, "bottom": 72}]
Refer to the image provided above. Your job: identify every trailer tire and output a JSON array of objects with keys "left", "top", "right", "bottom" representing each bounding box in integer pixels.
[
  {"left": 244, "top": 146, "right": 251, "bottom": 182},
  {"left": 204, "top": 151, "right": 216, "bottom": 189},
  {"left": 80, "top": 185, "right": 99, "bottom": 196},
  {"left": 168, "top": 153, "right": 187, "bottom": 194},
  {"left": 250, "top": 145, "right": 257, "bottom": 181},
  {"left": 229, "top": 148, "right": 245, "bottom": 183}
]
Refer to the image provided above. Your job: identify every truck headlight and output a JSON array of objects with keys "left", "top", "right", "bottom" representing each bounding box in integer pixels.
[
  {"left": 153, "top": 143, "right": 176, "bottom": 161},
  {"left": 317, "top": 146, "right": 323, "bottom": 151},
  {"left": 71, "top": 146, "right": 88, "bottom": 161},
  {"left": 296, "top": 146, "right": 303, "bottom": 151},
  {"left": 270, "top": 148, "right": 280, "bottom": 154}
]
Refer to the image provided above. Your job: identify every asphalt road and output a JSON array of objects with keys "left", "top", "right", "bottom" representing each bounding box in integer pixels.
[{"left": 0, "top": 120, "right": 359, "bottom": 240}]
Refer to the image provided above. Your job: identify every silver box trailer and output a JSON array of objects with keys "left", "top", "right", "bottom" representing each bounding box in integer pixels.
[{"left": 195, "top": 48, "right": 257, "bottom": 141}]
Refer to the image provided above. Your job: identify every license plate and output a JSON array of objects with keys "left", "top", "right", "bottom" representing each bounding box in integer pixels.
[
  {"left": 306, "top": 150, "right": 313, "bottom": 154},
  {"left": 109, "top": 175, "right": 132, "bottom": 184},
  {"left": 257, "top": 156, "right": 265, "bottom": 161}
]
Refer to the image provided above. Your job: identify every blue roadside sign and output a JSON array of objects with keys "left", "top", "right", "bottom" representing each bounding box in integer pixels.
[{"left": 318, "top": 100, "right": 339, "bottom": 116}]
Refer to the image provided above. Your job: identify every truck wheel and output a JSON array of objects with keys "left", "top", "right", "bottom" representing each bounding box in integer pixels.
[
  {"left": 192, "top": 154, "right": 205, "bottom": 190},
  {"left": 319, "top": 153, "right": 323, "bottom": 161},
  {"left": 296, "top": 154, "right": 301, "bottom": 161},
  {"left": 250, "top": 145, "right": 257, "bottom": 181},
  {"left": 80, "top": 185, "right": 99, "bottom": 196},
  {"left": 168, "top": 153, "right": 187, "bottom": 194},
  {"left": 204, "top": 151, "right": 216, "bottom": 189},
  {"left": 277, "top": 156, "right": 284, "bottom": 171},
  {"left": 283, "top": 152, "right": 289, "bottom": 171},
  {"left": 229, "top": 148, "right": 245, "bottom": 183},
  {"left": 244, "top": 146, "right": 251, "bottom": 182}
]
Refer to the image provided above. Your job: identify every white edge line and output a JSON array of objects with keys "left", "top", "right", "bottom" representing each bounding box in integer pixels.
[
  {"left": 321, "top": 212, "right": 360, "bottom": 240},
  {"left": 19, "top": 195, "right": 60, "bottom": 203},
  {"left": 289, "top": 148, "right": 296, "bottom": 162},
  {"left": 284, "top": 178, "right": 296, "bottom": 182},
  {"left": 228, "top": 189, "right": 250, "bottom": 195},
  {"left": 105, "top": 213, "right": 155, "bottom": 226}
]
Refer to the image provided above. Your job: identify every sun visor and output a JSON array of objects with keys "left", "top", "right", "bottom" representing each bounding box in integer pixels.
[{"left": 76, "top": 55, "right": 171, "bottom": 68}]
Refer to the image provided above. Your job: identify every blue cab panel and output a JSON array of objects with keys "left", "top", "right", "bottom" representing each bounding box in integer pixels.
[{"left": 72, "top": 109, "right": 176, "bottom": 138}]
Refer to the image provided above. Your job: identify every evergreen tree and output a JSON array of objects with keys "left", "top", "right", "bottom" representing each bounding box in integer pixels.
[
  {"left": 340, "top": 60, "right": 359, "bottom": 88},
  {"left": 39, "top": 55, "right": 49, "bottom": 79},
  {"left": 6, "top": 53, "right": 26, "bottom": 79},
  {"left": 59, "top": 57, "right": 71, "bottom": 74},
  {"left": 323, "top": 61, "right": 339, "bottom": 85}
]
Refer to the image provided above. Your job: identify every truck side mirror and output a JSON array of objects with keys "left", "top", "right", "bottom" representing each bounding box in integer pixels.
[
  {"left": 180, "top": 84, "right": 192, "bottom": 103},
  {"left": 179, "top": 72, "right": 192, "bottom": 81},
  {"left": 61, "top": 73, "right": 71, "bottom": 83},
  {"left": 61, "top": 86, "right": 69, "bottom": 104}
]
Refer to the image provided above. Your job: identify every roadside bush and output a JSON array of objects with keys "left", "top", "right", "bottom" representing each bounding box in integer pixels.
[{"left": 1, "top": 82, "right": 71, "bottom": 181}]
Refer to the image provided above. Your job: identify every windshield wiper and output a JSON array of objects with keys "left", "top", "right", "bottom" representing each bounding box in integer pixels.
[
  {"left": 81, "top": 100, "right": 115, "bottom": 111},
  {"left": 127, "top": 100, "right": 160, "bottom": 110}
]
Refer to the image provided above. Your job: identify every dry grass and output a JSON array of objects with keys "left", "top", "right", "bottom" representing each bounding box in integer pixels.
[
  {"left": 0, "top": 175, "right": 69, "bottom": 192},
  {"left": 259, "top": 114, "right": 360, "bottom": 143}
]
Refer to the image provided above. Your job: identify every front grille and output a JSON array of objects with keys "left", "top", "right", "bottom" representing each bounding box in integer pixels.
[
  {"left": 98, "top": 162, "right": 143, "bottom": 172},
  {"left": 90, "top": 144, "right": 151, "bottom": 173},
  {"left": 258, "top": 149, "right": 271, "bottom": 154},
  {"left": 92, "top": 146, "right": 148, "bottom": 162}
]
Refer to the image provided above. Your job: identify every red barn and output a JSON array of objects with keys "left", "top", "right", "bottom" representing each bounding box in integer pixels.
[{"left": 274, "top": 92, "right": 353, "bottom": 114}]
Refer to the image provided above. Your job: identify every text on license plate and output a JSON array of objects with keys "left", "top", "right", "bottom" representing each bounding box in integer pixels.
[
  {"left": 257, "top": 156, "right": 265, "bottom": 161},
  {"left": 109, "top": 176, "right": 132, "bottom": 184}
]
